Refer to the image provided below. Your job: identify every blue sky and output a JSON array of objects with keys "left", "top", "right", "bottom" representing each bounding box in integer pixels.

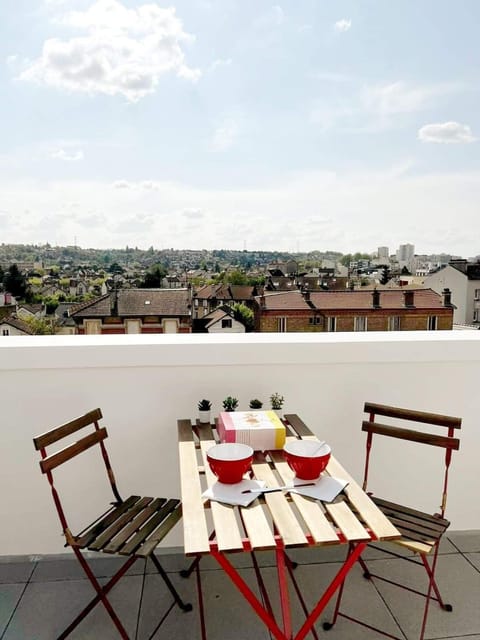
[{"left": 1, "top": 0, "right": 479, "bottom": 256}]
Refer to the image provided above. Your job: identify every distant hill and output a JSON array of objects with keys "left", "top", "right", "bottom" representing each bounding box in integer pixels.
[{"left": 0, "top": 243, "right": 343, "bottom": 272}]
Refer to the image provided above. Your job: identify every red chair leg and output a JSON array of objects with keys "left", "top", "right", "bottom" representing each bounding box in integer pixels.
[{"left": 58, "top": 548, "right": 136, "bottom": 639}]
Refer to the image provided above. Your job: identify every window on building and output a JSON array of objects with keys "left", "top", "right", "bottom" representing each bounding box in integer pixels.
[
  {"left": 473, "top": 310, "right": 479, "bottom": 322},
  {"left": 327, "top": 317, "right": 336, "bottom": 332},
  {"left": 354, "top": 316, "right": 367, "bottom": 331},
  {"left": 163, "top": 319, "right": 178, "bottom": 333},
  {"left": 277, "top": 317, "right": 287, "bottom": 332},
  {"left": 84, "top": 320, "right": 102, "bottom": 334},
  {"left": 221, "top": 318, "right": 232, "bottom": 328},
  {"left": 427, "top": 316, "right": 438, "bottom": 330},
  {"left": 475, "top": 289, "right": 480, "bottom": 300},
  {"left": 388, "top": 316, "right": 401, "bottom": 331},
  {"left": 2, "top": 329, "right": 9, "bottom": 336},
  {"left": 125, "top": 319, "right": 141, "bottom": 334},
  {"left": 309, "top": 316, "right": 321, "bottom": 325}
]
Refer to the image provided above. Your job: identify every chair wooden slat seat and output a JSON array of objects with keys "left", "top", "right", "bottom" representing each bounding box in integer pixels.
[
  {"left": 370, "top": 496, "right": 450, "bottom": 548},
  {"left": 34, "top": 408, "right": 192, "bottom": 640},
  {"left": 80, "top": 496, "right": 151, "bottom": 550}
]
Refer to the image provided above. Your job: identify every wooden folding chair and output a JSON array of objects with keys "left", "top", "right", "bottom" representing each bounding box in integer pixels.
[
  {"left": 324, "top": 402, "right": 461, "bottom": 640},
  {"left": 33, "top": 408, "right": 192, "bottom": 640}
]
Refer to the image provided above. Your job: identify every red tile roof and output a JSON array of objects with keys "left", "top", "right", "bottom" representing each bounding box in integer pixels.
[
  {"left": 0, "top": 315, "right": 35, "bottom": 334},
  {"left": 256, "top": 289, "right": 447, "bottom": 311},
  {"left": 70, "top": 289, "right": 191, "bottom": 318},
  {"left": 310, "top": 289, "right": 446, "bottom": 310},
  {"left": 195, "top": 284, "right": 256, "bottom": 300}
]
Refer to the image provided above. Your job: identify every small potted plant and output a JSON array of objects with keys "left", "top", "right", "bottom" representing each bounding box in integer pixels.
[
  {"left": 249, "top": 398, "right": 263, "bottom": 409},
  {"left": 198, "top": 399, "right": 212, "bottom": 424},
  {"left": 270, "top": 392, "right": 284, "bottom": 417},
  {"left": 222, "top": 396, "right": 239, "bottom": 412}
]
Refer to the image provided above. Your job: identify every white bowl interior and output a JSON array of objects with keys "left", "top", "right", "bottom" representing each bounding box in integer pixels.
[
  {"left": 207, "top": 442, "right": 254, "bottom": 461},
  {"left": 284, "top": 440, "right": 330, "bottom": 458}
]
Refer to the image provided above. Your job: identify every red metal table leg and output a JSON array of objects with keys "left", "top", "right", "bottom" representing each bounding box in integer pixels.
[
  {"left": 211, "top": 549, "right": 288, "bottom": 640},
  {"left": 276, "top": 546, "right": 292, "bottom": 639},
  {"left": 294, "top": 542, "right": 367, "bottom": 640}
]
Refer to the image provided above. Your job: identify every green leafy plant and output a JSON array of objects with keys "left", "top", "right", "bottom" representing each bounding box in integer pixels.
[
  {"left": 198, "top": 399, "right": 212, "bottom": 411},
  {"left": 249, "top": 399, "right": 263, "bottom": 409},
  {"left": 222, "top": 396, "right": 239, "bottom": 412},
  {"left": 270, "top": 392, "right": 284, "bottom": 410}
]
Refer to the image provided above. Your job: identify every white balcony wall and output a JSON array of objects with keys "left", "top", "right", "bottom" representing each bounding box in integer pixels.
[{"left": 1, "top": 332, "right": 479, "bottom": 557}]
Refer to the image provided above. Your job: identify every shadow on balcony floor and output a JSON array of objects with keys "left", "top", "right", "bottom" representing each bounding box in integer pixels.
[{"left": 1, "top": 532, "right": 479, "bottom": 640}]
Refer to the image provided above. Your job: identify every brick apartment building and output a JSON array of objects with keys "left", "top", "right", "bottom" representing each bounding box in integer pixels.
[{"left": 254, "top": 288, "right": 454, "bottom": 332}]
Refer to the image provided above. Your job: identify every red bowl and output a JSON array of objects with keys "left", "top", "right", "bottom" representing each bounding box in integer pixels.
[
  {"left": 283, "top": 440, "right": 331, "bottom": 480},
  {"left": 206, "top": 443, "right": 254, "bottom": 484}
]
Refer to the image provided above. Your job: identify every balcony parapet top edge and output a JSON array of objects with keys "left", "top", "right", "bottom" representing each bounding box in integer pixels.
[{"left": 1, "top": 332, "right": 479, "bottom": 371}]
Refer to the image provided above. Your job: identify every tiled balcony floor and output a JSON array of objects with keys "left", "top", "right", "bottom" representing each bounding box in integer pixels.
[{"left": 1, "top": 532, "right": 479, "bottom": 640}]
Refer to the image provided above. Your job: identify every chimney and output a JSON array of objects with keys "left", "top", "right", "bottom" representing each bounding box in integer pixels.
[
  {"left": 371, "top": 288, "right": 381, "bottom": 309},
  {"left": 259, "top": 295, "right": 265, "bottom": 309},
  {"left": 302, "top": 287, "right": 310, "bottom": 302},
  {"left": 403, "top": 290, "right": 415, "bottom": 308},
  {"left": 442, "top": 287, "right": 453, "bottom": 307},
  {"left": 111, "top": 285, "right": 119, "bottom": 316}
]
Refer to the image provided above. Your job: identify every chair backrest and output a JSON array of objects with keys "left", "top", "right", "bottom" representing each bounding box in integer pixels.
[
  {"left": 362, "top": 402, "right": 461, "bottom": 517},
  {"left": 33, "top": 408, "right": 122, "bottom": 542}
]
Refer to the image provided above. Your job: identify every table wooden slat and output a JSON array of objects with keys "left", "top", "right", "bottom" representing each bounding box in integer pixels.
[
  {"left": 177, "top": 420, "right": 210, "bottom": 555},
  {"left": 324, "top": 501, "right": 371, "bottom": 541},
  {"left": 251, "top": 457, "right": 308, "bottom": 547},
  {"left": 197, "top": 428, "right": 244, "bottom": 552},
  {"left": 240, "top": 503, "right": 276, "bottom": 550},
  {"left": 269, "top": 451, "right": 340, "bottom": 544},
  {"left": 326, "top": 456, "right": 400, "bottom": 541}
]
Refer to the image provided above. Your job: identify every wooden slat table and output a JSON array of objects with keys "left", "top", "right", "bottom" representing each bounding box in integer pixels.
[{"left": 178, "top": 414, "right": 400, "bottom": 640}]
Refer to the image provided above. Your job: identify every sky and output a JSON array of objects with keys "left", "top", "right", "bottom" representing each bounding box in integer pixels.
[{"left": 1, "top": 0, "right": 479, "bottom": 256}]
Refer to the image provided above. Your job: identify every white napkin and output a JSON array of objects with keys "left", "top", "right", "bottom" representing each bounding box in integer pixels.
[
  {"left": 202, "top": 479, "right": 267, "bottom": 507},
  {"left": 290, "top": 476, "right": 348, "bottom": 502}
]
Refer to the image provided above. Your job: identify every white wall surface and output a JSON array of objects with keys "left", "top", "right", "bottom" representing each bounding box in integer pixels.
[
  {"left": 1, "top": 332, "right": 479, "bottom": 557},
  {"left": 425, "top": 266, "right": 468, "bottom": 324}
]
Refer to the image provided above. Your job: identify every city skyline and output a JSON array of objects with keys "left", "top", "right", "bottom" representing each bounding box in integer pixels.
[{"left": 1, "top": 1, "right": 479, "bottom": 256}]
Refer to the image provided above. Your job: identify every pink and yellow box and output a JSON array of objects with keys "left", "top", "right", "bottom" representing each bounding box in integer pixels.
[{"left": 217, "top": 410, "right": 286, "bottom": 451}]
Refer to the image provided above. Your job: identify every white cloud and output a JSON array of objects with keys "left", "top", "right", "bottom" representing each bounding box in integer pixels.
[
  {"left": 211, "top": 119, "right": 239, "bottom": 152},
  {"left": 253, "top": 5, "right": 285, "bottom": 30},
  {"left": 418, "top": 121, "right": 476, "bottom": 144},
  {"left": 2, "top": 168, "right": 480, "bottom": 254},
  {"left": 113, "top": 180, "right": 131, "bottom": 189},
  {"left": 313, "top": 71, "right": 352, "bottom": 84},
  {"left": 334, "top": 19, "right": 351, "bottom": 33},
  {"left": 19, "top": 0, "right": 200, "bottom": 101},
  {"left": 272, "top": 5, "right": 285, "bottom": 25},
  {"left": 182, "top": 208, "right": 204, "bottom": 219},
  {"left": 310, "top": 81, "right": 459, "bottom": 134},
  {"left": 141, "top": 181, "right": 158, "bottom": 190},
  {"left": 50, "top": 148, "right": 84, "bottom": 161},
  {"left": 209, "top": 58, "right": 232, "bottom": 72},
  {"left": 362, "top": 81, "right": 449, "bottom": 116}
]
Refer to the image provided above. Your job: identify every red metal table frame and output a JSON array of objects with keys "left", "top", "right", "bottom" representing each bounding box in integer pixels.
[{"left": 178, "top": 414, "right": 400, "bottom": 640}]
